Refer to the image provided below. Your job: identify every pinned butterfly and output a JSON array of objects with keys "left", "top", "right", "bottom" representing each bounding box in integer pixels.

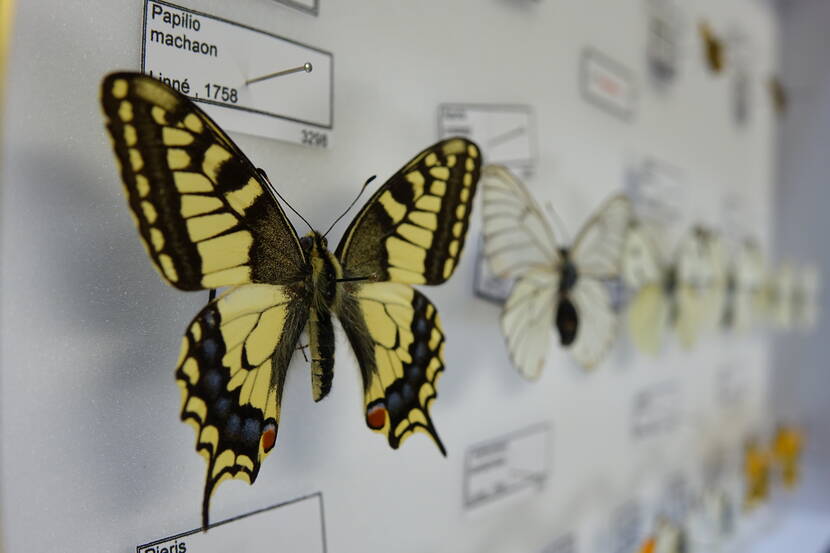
[
  {"left": 481, "top": 165, "right": 631, "bottom": 376},
  {"left": 622, "top": 224, "right": 725, "bottom": 353},
  {"left": 101, "top": 72, "right": 481, "bottom": 528}
]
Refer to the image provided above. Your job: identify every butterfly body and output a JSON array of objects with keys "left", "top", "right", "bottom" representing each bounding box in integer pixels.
[
  {"left": 101, "top": 72, "right": 480, "bottom": 528},
  {"left": 555, "top": 249, "right": 580, "bottom": 346}
]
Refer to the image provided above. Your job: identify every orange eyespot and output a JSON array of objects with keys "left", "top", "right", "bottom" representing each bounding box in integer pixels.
[
  {"left": 261, "top": 423, "right": 278, "bottom": 453},
  {"left": 366, "top": 403, "right": 387, "bottom": 430}
]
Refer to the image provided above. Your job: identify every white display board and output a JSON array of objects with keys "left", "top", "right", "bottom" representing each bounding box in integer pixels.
[{"left": 0, "top": 1, "right": 779, "bottom": 552}]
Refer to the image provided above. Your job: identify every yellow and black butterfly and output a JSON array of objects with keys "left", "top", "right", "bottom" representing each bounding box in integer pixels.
[{"left": 100, "top": 72, "right": 481, "bottom": 528}]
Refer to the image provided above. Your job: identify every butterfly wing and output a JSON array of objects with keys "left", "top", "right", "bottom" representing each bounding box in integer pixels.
[
  {"left": 622, "top": 222, "right": 671, "bottom": 354},
  {"left": 334, "top": 139, "right": 481, "bottom": 452},
  {"left": 501, "top": 268, "right": 558, "bottom": 379},
  {"left": 730, "top": 240, "right": 765, "bottom": 331},
  {"left": 675, "top": 228, "right": 711, "bottom": 348},
  {"left": 700, "top": 230, "right": 728, "bottom": 331},
  {"left": 101, "top": 73, "right": 305, "bottom": 290},
  {"left": 794, "top": 265, "right": 820, "bottom": 331},
  {"left": 567, "top": 195, "right": 631, "bottom": 367},
  {"left": 480, "top": 165, "right": 560, "bottom": 278},
  {"left": 337, "top": 283, "right": 446, "bottom": 453},
  {"left": 571, "top": 195, "right": 632, "bottom": 279},
  {"left": 335, "top": 138, "right": 481, "bottom": 284},
  {"left": 567, "top": 278, "right": 618, "bottom": 369},
  {"left": 176, "top": 284, "right": 308, "bottom": 528}
]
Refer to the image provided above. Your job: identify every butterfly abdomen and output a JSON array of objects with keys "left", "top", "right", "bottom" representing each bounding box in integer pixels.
[
  {"left": 301, "top": 232, "right": 342, "bottom": 402},
  {"left": 555, "top": 254, "right": 580, "bottom": 346}
]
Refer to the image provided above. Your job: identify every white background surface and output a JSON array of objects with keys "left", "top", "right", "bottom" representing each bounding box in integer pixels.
[{"left": 1, "top": 1, "right": 782, "bottom": 552}]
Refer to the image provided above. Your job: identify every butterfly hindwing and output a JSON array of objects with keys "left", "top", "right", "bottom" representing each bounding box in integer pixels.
[
  {"left": 338, "top": 283, "right": 446, "bottom": 453},
  {"left": 568, "top": 278, "right": 618, "bottom": 369},
  {"left": 336, "top": 138, "right": 481, "bottom": 284},
  {"left": 176, "top": 284, "right": 308, "bottom": 527},
  {"left": 101, "top": 73, "right": 305, "bottom": 290},
  {"left": 501, "top": 268, "right": 558, "bottom": 379},
  {"left": 622, "top": 222, "right": 670, "bottom": 354}
]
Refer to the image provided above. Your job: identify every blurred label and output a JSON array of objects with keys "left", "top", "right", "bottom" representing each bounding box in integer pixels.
[
  {"left": 463, "top": 423, "right": 549, "bottom": 510},
  {"left": 136, "top": 493, "right": 325, "bottom": 553},
  {"left": 631, "top": 382, "right": 680, "bottom": 438},
  {"left": 541, "top": 533, "right": 577, "bottom": 553},
  {"left": 716, "top": 363, "right": 747, "bottom": 409},
  {"left": 580, "top": 48, "right": 636, "bottom": 119},
  {"left": 438, "top": 103, "right": 536, "bottom": 178},
  {"left": 611, "top": 501, "right": 642, "bottom": 553},
  {"left": 625, "top": 157, "right": 684, "bottom": 230}
]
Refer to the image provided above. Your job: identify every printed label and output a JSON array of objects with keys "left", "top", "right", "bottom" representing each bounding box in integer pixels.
[
  {"left": 142, "top": 0, "right": 333, "bottom": 146},
  {"left": 136, "top": 493, "right": 326, "bottom": 553},
  {"left": 463, "top": 423, "right": 549, "bottom": 510},
  {"left": 611, "top": 501, "right": 642, "bottom": 553},
  {"left": 580, "top": 48, "right": 637, "bottom": 120},
  {"left": 438, "top": 104, "right": 536, "bottom": 177},
  {"left": 631, "top": 382, "right": 680, "bottom": 438}
]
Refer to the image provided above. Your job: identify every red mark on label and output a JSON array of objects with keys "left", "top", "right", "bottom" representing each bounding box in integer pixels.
[{"left": 597, "top": 74, "right": 621, "bottom": 96}]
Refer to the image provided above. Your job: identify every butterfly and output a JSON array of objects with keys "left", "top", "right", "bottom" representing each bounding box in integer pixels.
[
  {"left": 721, "top": 239, "right": 765, "bottom": 332},
  {"left": 773, "top": 425, "right": 804, "bottom": 489},
  {"left": 646, "top": 518, "right": 687, "bottom": 553},
  {"left": 100, "top": 72, "right": 481, "bottom": 528},
  {"left": 699, "top": 21, "right": 726, "bottom": 74},
  {"left": 481, "top": 165, "right": 631, "bottom": 376},
  {"left": 763, "top": 263, "right": 795, "bottom": 330},
  {"left": 622, "top": 223, "right": 722, "bottom": 352},
  {"left": 792, "top": 265, "right": 820, "bottom": 332},
  {"left": 743, "top": 438, "right": 770, "bottom": 509}
]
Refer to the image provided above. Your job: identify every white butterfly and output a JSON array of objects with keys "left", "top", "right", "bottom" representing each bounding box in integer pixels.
[
  {"left": 721, "top": 239, "right": 765, "bottom": 332},
  {"left": 764, "top": 263, "right": 795, "bottom": 330},
  {"left": 622, "top": 224, "right": 720, "bottom": 352},
  {"left": 792, "top": 264, "right": 821, "bottom": 331},
  {"left": 481, "top": 165, "right": 631, "bottom": 377},
  {"left": 653, "top": 518, "right": 687, "bottom": 553}
]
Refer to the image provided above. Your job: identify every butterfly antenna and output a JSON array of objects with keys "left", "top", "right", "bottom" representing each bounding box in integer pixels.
[
  {"left": 545, "top": 200, "right": 571, "bottom": 244},
  {"left": 323, "top": 175, "right": 376, "bottom": 238},
  {"left": 257, "top": 168, "right": 313, "bottom": 232}
]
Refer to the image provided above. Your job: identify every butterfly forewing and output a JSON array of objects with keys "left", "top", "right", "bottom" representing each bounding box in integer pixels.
[
  {"left": 571, "top": 195, "right": 631, "bottom": 278},
  {"left": 335, "top": 138, "right": 481, "bottom": 285},
  {"left": 101, "top": 73, "right": 305, "bottom": 290},
  {"left": 481, "top": 165, "right": 560, "bottom": 279}
]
